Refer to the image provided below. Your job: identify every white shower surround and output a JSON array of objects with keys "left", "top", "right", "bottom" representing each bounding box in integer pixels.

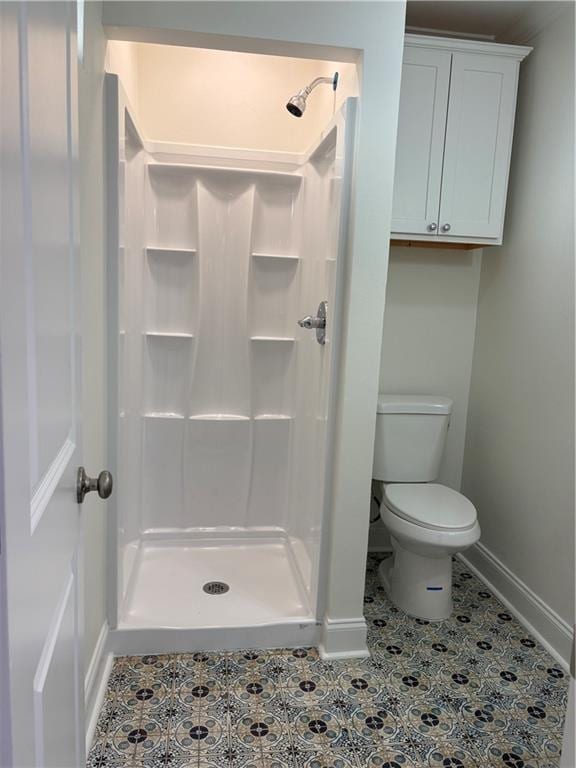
[{"left": 106, "top": 75, "right": 355, "bottom": 652}]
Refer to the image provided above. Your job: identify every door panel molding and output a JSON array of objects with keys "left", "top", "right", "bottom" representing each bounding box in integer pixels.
[
  {"left": 30, "top": 434, "right": 75, "bottom": 532},
  {"left": 33, "top": 572, "right": 79, "bottom": 768}
]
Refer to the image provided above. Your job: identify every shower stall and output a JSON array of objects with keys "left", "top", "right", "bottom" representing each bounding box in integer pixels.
[{"left": 105, "top": 71, "right": 357, "bottom": 653}]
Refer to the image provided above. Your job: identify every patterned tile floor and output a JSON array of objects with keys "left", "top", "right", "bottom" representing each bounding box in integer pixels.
[{"left": 88, "top": 554, "right": 569, "bottom": 768}]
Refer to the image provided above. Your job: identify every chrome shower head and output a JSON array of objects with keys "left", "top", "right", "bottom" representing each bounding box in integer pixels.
[
  {"left": 286, "top": 93, "right": 307, "bottom": 118},
  {"left": 286, "top": 71, "right": 339, "bottom": 118}
]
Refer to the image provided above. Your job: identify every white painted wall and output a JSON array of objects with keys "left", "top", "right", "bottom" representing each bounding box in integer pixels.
[
  {"left": 462, "top": 5, "right": 574, "bottom": 661},
  {"left": 105, "top": 40, "right": 357, "bottom": 152},
  {"left": 79, "top": 1, "right": 108, "bottom": 677},
  {"left": 103, "top": 0, "right": 406, "bottom": 657},
  {"left": 105, "top": 40, "right": 140, "bottom": 116},
  {"left": 380, "top": 247, "right": 482, "bottom": 489},
  {"left": 136, "top": 43, "right": 357, "bottom": 152},
  {"left": 370, "top": 245, "right": 482, "bottom": 548}
]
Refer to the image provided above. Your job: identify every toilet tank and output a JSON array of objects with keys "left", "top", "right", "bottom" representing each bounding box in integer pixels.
[{"left": 373, "top": 395, "right": 452, "bottom": 482}]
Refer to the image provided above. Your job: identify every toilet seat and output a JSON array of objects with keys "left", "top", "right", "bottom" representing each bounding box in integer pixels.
[{"left": 383, "top": 483, "right": 477, "bottom": 532}]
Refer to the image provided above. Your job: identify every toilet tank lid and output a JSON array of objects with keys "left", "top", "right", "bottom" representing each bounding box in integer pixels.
[{"left": 377, "top": 395, "right": 453, "bottom": 415}]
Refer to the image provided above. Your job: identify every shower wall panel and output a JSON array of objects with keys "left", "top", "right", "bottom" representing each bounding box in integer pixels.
[
  {"left": 114, "top": 97, "right": 351, "bottom": 624},
  {"left": 133, "top": 161, "right": 303, "bottom": 533},
  {"left": 191, "top": 174, "right": 253, "bottom": 418},
  {"left": 288, "top": 127, "right": 344, "bottom": 597},
  {"left": 118, "top": 114, "right": 146, "bottom": 602}
]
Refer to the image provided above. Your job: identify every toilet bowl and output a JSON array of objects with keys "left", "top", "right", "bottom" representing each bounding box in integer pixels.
[
  {"left": 373, "top": 395, "right": 481, "bottom": 621},
  {"left": 378, "top": 483, "right": 480, "bottom": 620}
]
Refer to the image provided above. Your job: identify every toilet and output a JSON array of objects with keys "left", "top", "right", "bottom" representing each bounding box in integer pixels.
[{"left": 373, "top": 394, "right": 481, "bottom": 621}]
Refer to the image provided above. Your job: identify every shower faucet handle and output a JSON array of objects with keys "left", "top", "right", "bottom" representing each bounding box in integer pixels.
[
  {"left": 298, "top": 301, "right": 327, "bottom": 345},
  {"left": 298, "top": 315, "right": 324, "bottom": 330}
]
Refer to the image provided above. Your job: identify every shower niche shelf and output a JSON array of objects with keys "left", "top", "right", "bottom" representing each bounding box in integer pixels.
[
  {"left": 142, "top": 415, "right": 186, "bottom": 532},
  {"left": 189, "top": 414, "right": 250, "bottom": 421},
  {"left": 252, "top": 178, "right": 301, "bottom": 257},
  {"left": 252, "top": 252, "right": 299, "bottom": 261},
  {"left": 250, "top": 254, "right": 299, "bottom": 338},
  {"left": 145, "top": 331, "right": 195, "bottom": 339},
  {"left": 182, "top": 414, "right": 293, "bottom": 422},
  {"left": 146, "top": 247, "right": 197, "bottom": 258},
  {"left": 144, "top": 333, "right": 193, "bottom": 417},
  {"left": 251, "top": 337, "right": 296, "bottom": 418},
  {"left": 148, "top": 162, "right": 303, "bottom": 183},
  {"left": 147, "top": 167, "right": 198, "bottom": 251},
  {"left": 143, "top": 412, "right": 186, "bottom": 420},
  {"left": 145, "top": 247, "right": 197, "bottom": 335},
  {"left": 254, "top": 414, "right": 294, "bottom": 421},
  {"left": 251, "top": 416, "right": 292, "bottom": 512}
]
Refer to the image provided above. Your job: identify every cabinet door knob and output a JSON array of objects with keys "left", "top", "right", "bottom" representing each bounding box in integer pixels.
[
  {"left": 441, "top": 223, "right": 451, "bottom": 232},
  {"left": 427, "top": 222, "right": 437, "bottom": 232}
]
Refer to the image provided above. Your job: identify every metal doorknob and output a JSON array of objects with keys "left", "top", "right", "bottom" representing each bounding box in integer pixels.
[
  {"left": 441, "top": 223, "right": 451, "bottom": 232},
  {"left": 427, "top": 222, "right": 437, "bottom": 232},
  {"left": 76, "top": 467, "right": 113, "bottom": 504}
]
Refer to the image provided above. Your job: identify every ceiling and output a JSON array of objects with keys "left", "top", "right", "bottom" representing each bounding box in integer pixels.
[{"left": 405, "top": 1, "right": 536, "bottom": 40}]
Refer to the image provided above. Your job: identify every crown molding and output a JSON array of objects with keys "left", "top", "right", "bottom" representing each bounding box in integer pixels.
[
  {"left": 404, "top": 33, "right": 532, "bottom": 60},
  {"left": 405, "top": 25, "right": 496, "bottom": 41}
]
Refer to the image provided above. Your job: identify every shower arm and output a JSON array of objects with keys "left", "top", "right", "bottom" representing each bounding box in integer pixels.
[{"left": 297, "top": 75, "right": 337, "bottom": 99}]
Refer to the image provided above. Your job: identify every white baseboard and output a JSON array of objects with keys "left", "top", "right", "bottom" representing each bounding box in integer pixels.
[
  {"left": 459, "top": 542, "right": 573, "bottom": 669},
  {"left": 85, "top": 623, "right": 113, "bottom": 753},
  {"left": 318, "top": 617, "right": 370, "bottom": 660}
]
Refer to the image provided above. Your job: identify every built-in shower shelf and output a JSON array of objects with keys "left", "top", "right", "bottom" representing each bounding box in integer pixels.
[
  {"left": 148, "top": 162, "right": 303, "bottom": 183},
  {"left": 250, "top": 336, "right": 296, "bottom": 343},
  {"left": 146, "top": 247, "right": 197, "bottom": 258},
  {"left": 143, "top": 412, "right": 186, "bottom": 420},
  {"left": 252, "top": 252, "right": 299, "bottom": 262},
  {"left": 254, "top": 415, "right": 293, "bottom": 421},
  {"left": 144, "top": 332, "right": 195, "bottom": 339},
  {"left": 189, "top": 414, "right": 250, "bottom": 421}
]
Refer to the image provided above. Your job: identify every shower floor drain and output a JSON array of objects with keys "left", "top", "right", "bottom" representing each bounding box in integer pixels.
[{"left": 203, "top": 581, "right": 230, "bottom": 595}]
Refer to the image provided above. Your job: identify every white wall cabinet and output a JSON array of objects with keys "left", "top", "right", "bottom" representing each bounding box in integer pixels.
[{"left": 392, "top": 36, "right": 531, "bottom": 245}]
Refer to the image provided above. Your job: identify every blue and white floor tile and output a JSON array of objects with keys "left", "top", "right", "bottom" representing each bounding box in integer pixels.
[{"left": 87, "top": 554, "right": 569, "bottom": 767}]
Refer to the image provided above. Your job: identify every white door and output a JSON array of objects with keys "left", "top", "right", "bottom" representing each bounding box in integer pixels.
[
  {"left": 438, "top": 52, "right": 519, "bottom": 239},
  {"left": 391, "top": 46, "right": 451, "bottom": 236},
  {"left": 0, "top": 3, "right": 89, "bottom": 766}
]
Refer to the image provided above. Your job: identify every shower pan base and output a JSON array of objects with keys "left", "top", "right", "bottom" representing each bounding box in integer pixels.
[{"left": 110, "top": 536, "right": 320, "bottom": 655}]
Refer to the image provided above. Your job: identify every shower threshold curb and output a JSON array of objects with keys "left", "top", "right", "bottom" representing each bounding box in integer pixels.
[{"left": 108, "top": 621, "right": 319, "bottom": 656}]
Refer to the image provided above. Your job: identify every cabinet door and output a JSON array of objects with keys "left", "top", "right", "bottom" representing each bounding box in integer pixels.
[
  {"left": 391, "top": 47, "right": 451, "bottom": 235},
  {"left": 438, "top": 53, "right": 519, "bottom": 239}
]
